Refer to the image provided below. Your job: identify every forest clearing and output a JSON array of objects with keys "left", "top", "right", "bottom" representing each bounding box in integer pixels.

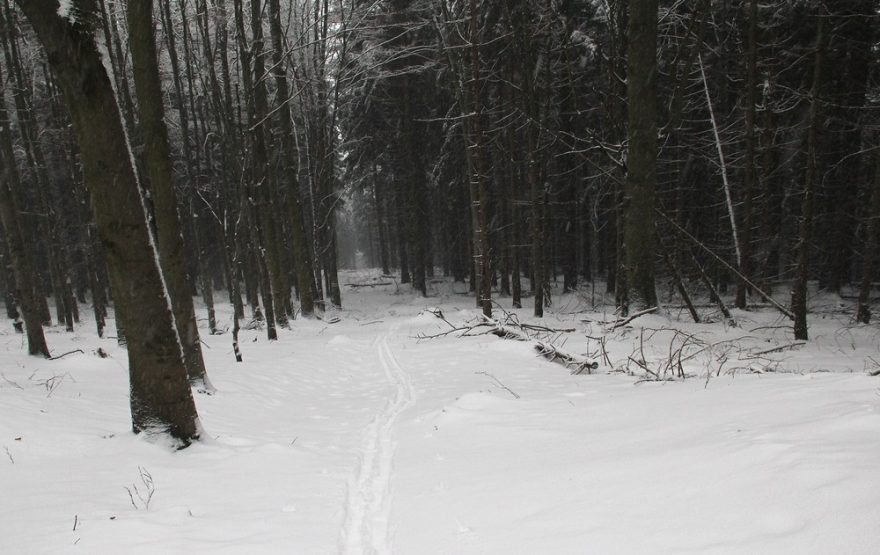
[{"left": 2, "top": 271, "right": 879, "bottom": 554}]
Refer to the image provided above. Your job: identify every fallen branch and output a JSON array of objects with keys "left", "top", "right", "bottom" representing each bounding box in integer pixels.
[
  {"left": 346, "top": 282, "right": 393, "bottom": 288},
  {"left": 609, "top": 307, "right": 658, "bottom": 330},
  {"left": 417, "top": 321, "right": 496, "bottom": 340},
  {"left": 746, "top": 342, "right": 806, "bottom": 358},
  {"left": 628, "top": 356, "right": 658, "bottom": 378},
  {"left": 484, "top": 315, "right": 599, "bottom": 374},
  {"left": 535, "top": 342, "right": 599, "bottom": 375},
  {"left": 421, "top": 311, "right": 599, "bottom": 374},
  {"left": 658, "top": 232, "right": 701, "bottom": 323},
  {"left": 49, "top": 349, "right": 84, "bottom": 361},
  {"left": 586, "top": 335, "right": 613, "bottom": 367},
  {"left": 658, "top": 208, "right": 794, "bottom": 320}
]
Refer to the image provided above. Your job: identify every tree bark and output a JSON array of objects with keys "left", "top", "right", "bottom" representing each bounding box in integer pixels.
[
  {"left": 791, "top": 10, "right": 826, "bottom": 341},
  {"left": 269, "top": 0, "right": 317, "bottom": 316},
  {"left": 0, "top": 90, "right": 49, "bottom": 357},
  {"left": 468, "top": 0, "right": 491, "bottom": 318},
  {"left": 856, "top": 151, "right": 880, "bottom": 323},
  {"left": 624, "top": 0, "right": 659, "bottom": 311},
  {"left": 19, "top": 0, "right": 200, "bottom": 444},
  {"left": 129, "top": 0, "right": 212, "bottom": 392},
  {"left": 736, "top": 0, "right": 759, "bottom": 309}
]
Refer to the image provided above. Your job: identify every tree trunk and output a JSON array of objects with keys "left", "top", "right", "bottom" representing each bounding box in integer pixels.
[
  {"left": 624, "top": 0, "right": 659, "bottom": 311},
  {"left": 0, "top": 93, "right": 49, "bottom": 356},
  {"left": 269, "top": 0, "right": 316, "bottom": 316},
  {"left": 394, "top": 179, "right": 410, "bottom": 284},
  {"left": 736, "top": 0, "right": 759, "bottom": 309},
  {"left": 250, "top": 0, "right": 289, "bottom": 327},
  {"left": 856, "top": 151, "right": 880, "bottom": 323},
  {"left": 19, "top": 0, "right": 200, "bottom": 444},
  {"left": 468, "top": 0, "right": 491, "bottom": 318},
  {"left": 403, "top": 82, "right": 427, "bottom": 297},
  {"left": 372, "top": 168, "right": 391, "bottom": 276},
  {"left": 129, "top": 0, "right": 213, "bottom": 392},
  {"left": 791, "top": 11, "right": 825, "bottom": 341}
]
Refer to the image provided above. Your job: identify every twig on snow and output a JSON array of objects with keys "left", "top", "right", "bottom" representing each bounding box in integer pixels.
[
  {"left": 49, "top": 349, "right": 84, "bottom": 361},
  {"left": 1, "top": 373, "right": 23, "bottom": 389},
  {"left": 124, "top": 467, "right": 155, "bottom": 510},
  {"left": 475, "top": 371, "right": 520, "bottom": 399}
]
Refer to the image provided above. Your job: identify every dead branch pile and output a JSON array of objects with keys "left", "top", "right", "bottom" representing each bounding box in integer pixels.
[{"left": 418, "top": 307, "right": 599, "bottom": 375}]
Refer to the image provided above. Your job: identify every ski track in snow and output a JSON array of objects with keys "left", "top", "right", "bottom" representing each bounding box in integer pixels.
[{"left": 341, "top": 325, "right": 415, "bottom": 555}]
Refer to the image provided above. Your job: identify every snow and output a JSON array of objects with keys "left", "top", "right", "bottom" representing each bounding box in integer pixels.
[
  {"left": 2, "top": 270, "right": 880, "bottom": 553},
  {"left": 56, "top": 1, "right": 75, "bottom": 23}
]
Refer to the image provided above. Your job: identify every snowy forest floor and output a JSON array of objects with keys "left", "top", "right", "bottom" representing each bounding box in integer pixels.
[{"left": 2, "top": 270, "right": 880, "bottom": 554}]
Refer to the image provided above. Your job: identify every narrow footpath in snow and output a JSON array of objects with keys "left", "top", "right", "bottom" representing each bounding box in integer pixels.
[{"left": 341, "top": 325, "right": 415, "bottom": 555}]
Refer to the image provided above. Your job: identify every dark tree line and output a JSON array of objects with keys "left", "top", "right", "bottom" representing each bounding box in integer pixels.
[{"left": 0, "top": 0, "right": 878, "bottom": 443}]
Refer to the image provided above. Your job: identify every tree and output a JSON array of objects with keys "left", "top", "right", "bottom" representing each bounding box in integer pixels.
[
  {"left": 127, "top": 0, "right": 213, "bottom": 392},
  {"left": 0, "top": 83, "right": 49, "bottom": 357},
  {"left": 18, "top": 0, "right": 201, "bottom": 444},
  {"left": 467, "top": 0, "right": 491, "bottom": 317},
  {"left": 269, "top": 0, "right": 318, "bottom": 316},
  {"left": 735, "top": 0, "right": 759, "bottom": 310},
  {"left": 623, "top": 0, "right": 659, "bottom": 312},
  {"left": 856, "top": 151, "right": 880, "bottom": 323},
  {"left": 791, "top": 6, "right": 826, "bottom": 341}
]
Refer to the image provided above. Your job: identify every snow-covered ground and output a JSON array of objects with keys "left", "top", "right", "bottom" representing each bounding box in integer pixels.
[{"left": 2, "top": 270, "right": 880, "bottom": 554}]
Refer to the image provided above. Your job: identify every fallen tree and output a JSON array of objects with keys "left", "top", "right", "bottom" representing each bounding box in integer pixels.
[{"left": 419, "top": 307, "right": 599, "bottom": 375}]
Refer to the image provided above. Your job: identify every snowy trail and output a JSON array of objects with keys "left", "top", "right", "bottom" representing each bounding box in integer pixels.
[{"left": 341, "top": 325, "right": 415, "bottom": 555}]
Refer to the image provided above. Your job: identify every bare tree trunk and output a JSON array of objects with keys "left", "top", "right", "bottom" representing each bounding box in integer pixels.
[
  {"left": 394, "top": 180, "right": 410, "bottom": 284},
  {"left": 699, "top": 54, "right": 741, "bottom": 282},
  {"left": 403, "top": 83, "right": 427, "bottom": 297},
  {"left": 372, "top": 168, "right": 391, "bottom": 276},
  {"left": 624, "top": 0, "right": 659, "bottom": 311},
  {"left": 509, "top": 127, "right": 522, "bottom": 309},
  {"left": 251, "top": 0, "right": 290, "bottom": 327},
  {"left": 0, "top": 6, "right": 74, "bottom": 331},
  {"left": 856, "top": 151, "right": 880, "bottom": 323},
  {"left": 791, "top": 10, "right": 825, "bottom": 341},
  {"left": 98, "top": 0, "right": 136, "bottom": 137},
  {"left": 269, "top": 0, "right": 316, "bottom": 316},
  {"left": 130, "top": 0, "right": 213, "bottom": 392},
  {"left": 0, "top": 93, "right": 49, "bottom": 356},
  {"left": 20, "top": 0, "right": 201, "bottom": 444},
  {"left": 468, "top": 0, "right": 491, "bottom": 318},
  {"left": 233, "top": 0, "right": 276, "bottom": 339},
  {"left": 173, "top": 0, "right": 218, "bottom": 334},
  {"left": 736, "top": 0, "right": 759, "bottom": 309}
]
